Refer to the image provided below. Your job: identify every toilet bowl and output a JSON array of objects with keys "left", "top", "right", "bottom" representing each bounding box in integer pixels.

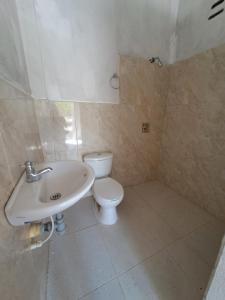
[
  {"left": 84, "top": 152, "right": 124, "bottom": 225},
  {"left": 93, "top": 177, "right": 124, "bottom": 225}
]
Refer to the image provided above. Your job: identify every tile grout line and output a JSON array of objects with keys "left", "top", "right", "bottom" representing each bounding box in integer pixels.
[
  {"left": 163, "top": 248, "right": 206, "bottom": 298},
  {"left": 77, "top": 277, "right": 124, "bottom": 300},
  {"left": 132, "top": 185, "right": 217, "bottom": 246},
  {"left": 164, "top": 246, "right": 210, "bottom": 298},
  {"left": 117, "top": 278, "right": 128, "bottom": 300},
  {"left": 75, "top": 199, "right": 133, "bottom": 299},
  {"left": 76, "top": 188, "right": 218, "bottom": 298},
  {"left": 70, "top": 235, "right": 205, "bottom": 300},
  {"left": 97, "top": 226, "right": 118, "bottom": 276},
  {"left": 47, "top": 186, "right": 223, "bottom": 299},
  {"left": 128, "top": 186, "right": 219, "bottom": 296},
  {"left": 54, "top": 222, "right": 99, "bottom": 239},
  {"left": 77, "top": 240, "right": 180, "bottom": 300}
]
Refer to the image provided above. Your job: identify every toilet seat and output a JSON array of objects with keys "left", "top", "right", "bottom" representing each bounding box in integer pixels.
[{"left": 93, "top": 177, "right": 124, "bottom": 202}]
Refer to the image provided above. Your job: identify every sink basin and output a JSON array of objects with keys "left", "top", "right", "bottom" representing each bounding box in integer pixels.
[{"left": 5, "top": 161, "right": 95, "bottom": 226}]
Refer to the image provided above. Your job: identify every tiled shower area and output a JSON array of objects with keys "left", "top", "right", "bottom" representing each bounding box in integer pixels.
[{"left": 0, "top": 1, "right": 225, "bottom": 299}]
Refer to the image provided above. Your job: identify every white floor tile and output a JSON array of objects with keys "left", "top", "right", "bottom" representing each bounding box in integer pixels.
[
  {"left": 78, "top": 279, "right": 125, "bottom": 300},
  {"left": 48, "top": 226, "right": 115, "bottom": 300},
  {"left": 47, "top": 181, "right": 222, "bottom": 300},
  {"left": 119, "top": 249, "right": 199, "bottom": 300},
  {"left": 122, "top": 187, "right": 181, "bottom": 246},
  {"left": 63, "top": 197, "right": 98, "bottom": 235},
  {"left": 134, "top": 182, "right": 213, "bottom": 236},
  {"left": 167, "top": 236, "right": 212, "bottom": 296},
  {"left": 99, "top": 187, "right": 168, "bottom": 274},
  {"left": 118, "top": 186, "right": 152, "bottom": 222},
  {"left": 184, "top": 219, "right": 225, "bottom": 267},
  {"left": 140, "top": 209, "right": 180, "bottom": 246},
  {"left": 99, "top": 221, "right": 164, "bottom": 275}
]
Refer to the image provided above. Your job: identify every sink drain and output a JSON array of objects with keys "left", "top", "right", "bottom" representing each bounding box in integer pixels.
[{"left": 50, "top": 192, "right": 62, "bottom": 200}]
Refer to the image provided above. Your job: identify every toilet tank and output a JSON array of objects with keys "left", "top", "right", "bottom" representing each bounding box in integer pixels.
[{"left": 84, "top": 152, "right": 113, "bottom": 178}]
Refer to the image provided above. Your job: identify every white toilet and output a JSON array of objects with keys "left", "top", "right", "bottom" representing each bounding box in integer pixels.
[{"left": 84, "top": 152, "right": 124, "bottom": 225}]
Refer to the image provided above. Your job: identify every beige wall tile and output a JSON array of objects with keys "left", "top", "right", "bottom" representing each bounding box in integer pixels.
[
  {"left": 0, "top": 82, "right": 46, "bottom": 299},
  {"left": 36, "top": 56, "right": 168, "bottom": 186},
  {"left": 159, "top": 44, "right": 225, "bottom": 220},
  {"left": 35, "top": 100, "right": 78, "bottom": 161},
  {"left": 76, "top": 56, "right": 168, "bottom": 186}
]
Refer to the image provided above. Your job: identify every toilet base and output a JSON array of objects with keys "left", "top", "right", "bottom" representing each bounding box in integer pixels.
[{"left": 98, "top": 206, "right": 118, "bottom": 225}]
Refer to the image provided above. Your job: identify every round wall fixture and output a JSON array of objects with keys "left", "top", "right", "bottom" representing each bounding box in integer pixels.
[{"left": 110, "top": 73, "right": 120, "bottom": 90}]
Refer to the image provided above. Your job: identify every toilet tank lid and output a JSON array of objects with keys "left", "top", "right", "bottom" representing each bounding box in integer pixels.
[{"left": 84, "top": 152, "right": 113, "bottom": 161}]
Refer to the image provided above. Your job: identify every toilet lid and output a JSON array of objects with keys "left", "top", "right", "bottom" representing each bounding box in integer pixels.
[{"left": 94, "top": 178, "right": 124, "bottom": 201}]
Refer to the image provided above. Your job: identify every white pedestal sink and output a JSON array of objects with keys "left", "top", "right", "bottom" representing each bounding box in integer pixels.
[{"left": 5, "top": 161, "right": 95, "bottom": 226}]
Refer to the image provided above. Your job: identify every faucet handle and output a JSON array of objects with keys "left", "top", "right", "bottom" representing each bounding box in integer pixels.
[
  {"left": 24, "top": 161, "right": 35, "bottom": 171},
  {"left": 25, "top": 161, "right": 33, "bottom": 167},
  {"left": 19, "top": 161, "right": 33, "bottom": 169}
]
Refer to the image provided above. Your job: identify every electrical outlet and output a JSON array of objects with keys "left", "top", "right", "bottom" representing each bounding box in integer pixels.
[{"left": 142, "top": 123, "right": 150, "bottom": 133}]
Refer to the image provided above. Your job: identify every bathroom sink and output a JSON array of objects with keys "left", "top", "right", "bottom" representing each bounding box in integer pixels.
[{"left": 5, "top": 161, "right": 95, "bottom": 226}]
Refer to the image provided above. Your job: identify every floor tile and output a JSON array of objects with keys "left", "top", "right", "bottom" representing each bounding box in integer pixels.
[
  {"left": 47, "top": 181, "right": 223, "bottom": 300},
  {"left": 185, "top": 219, "right": 225, "bottom": 267},
  {"left": 99, "top": 187, "right": 167, "bottom": 274},
  {"left": 134, "top": 181, "right": 213, "bottom": 236},
  {"left": 78, "top": 279, "right": 125, "bottom": 300},
  {"left": 125, "top": 186, "right": 180, "bottom": 245},
  {"left": 48, "top": 226, "right": 115, "bottom": 300},
  {"left": 140, "top": 209, "right": 180, "bottom": 246},
  {"left": 167, "top": 236, "right": 212, "bottom": 296},
  {"left": 63, "top": 197, "right": 98, "bottom": 235},
  {"left": 99, "top": 221, "right": 164, "bottom": 275},
  {"left": 118, "top": 186, "right": 152, "bottom": 221},
  {"left": 119, "top": 249, "right": 199, "bottom": 300}
]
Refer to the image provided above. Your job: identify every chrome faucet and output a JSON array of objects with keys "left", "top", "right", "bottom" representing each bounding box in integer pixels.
[{"left": 25, "top": 161, "right": 53, "bottom": 183}]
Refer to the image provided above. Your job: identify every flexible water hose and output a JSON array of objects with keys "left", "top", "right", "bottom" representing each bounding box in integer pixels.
[{"left": 26, "top": 216, "right": 55, "bottom": 251}]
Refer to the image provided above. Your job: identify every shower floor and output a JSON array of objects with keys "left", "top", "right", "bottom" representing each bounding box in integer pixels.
[{"left": 47, "top": 181, "right": 225, "bottom": 300}]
